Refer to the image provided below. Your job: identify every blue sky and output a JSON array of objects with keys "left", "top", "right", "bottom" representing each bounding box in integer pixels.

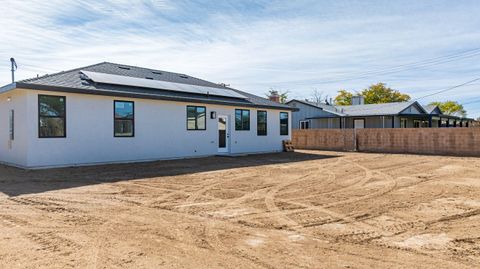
[{"left": 1, "top": 0, "right": 479, "bottom": 117}]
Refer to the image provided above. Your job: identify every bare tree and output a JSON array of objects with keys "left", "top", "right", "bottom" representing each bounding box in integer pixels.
[{"left": 311, "top": 89, "right": 324, "bottom": 105}]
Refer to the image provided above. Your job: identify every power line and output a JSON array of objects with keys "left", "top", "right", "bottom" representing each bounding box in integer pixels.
[
  {"left": 413, "top": 77, "right": 480, "bottom": 101},
  {"left": 316, "top": 49, "right": 480, "bottom": 83},
  {"left": 462, "top": 98, "right": 480, "bottom": 106},
  {"left": 254, "top": 47, "right": 480, "bottom": 86}
]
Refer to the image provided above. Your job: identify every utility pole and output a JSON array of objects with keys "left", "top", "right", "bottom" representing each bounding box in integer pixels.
[{"left": 10, "top": 58, "right": 17, "bottom": 83}]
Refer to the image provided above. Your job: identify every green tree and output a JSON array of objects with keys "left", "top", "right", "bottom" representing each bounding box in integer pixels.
[
  {"left": 361, "top": 83, "right": 411, "bottom": 104},
  {"left": 429, "top": 101, "right": 466, "bottom": 117},
  {"left": 334, "top": 90, "right": 353, "bottom": 105},
  {"left": 334, "top": 83, "right": 410, "bottom": 105}
]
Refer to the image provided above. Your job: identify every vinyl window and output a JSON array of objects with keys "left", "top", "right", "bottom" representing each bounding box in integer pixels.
[
  {"left": 114, "top": 101, "right": 134, "bottom": 137},
  {"left": 257, "top": 111, "right": 267, "bottom": 136},
  {"left": 300, "top": 120, "right": 310, "bottom": 129},
  {"left": 38, "top": 95, "right": 66, "bottom": 138},
  {"left": 187, "top": 106, "right": 206, "bottom": 130},
  {"left": 235, "top": 109, "right": 250, "bottom": 131},
  {"left": 280, "top": 112, "right": 289, "bottom": 135}
]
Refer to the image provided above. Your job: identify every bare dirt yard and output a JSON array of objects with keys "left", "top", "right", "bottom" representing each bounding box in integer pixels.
[{"left": 0, "top": 150, "right": 479, "bottom": 269}]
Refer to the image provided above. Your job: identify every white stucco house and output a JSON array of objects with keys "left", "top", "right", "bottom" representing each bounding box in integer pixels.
[{"left": 0, "top": 62, "right": 292, "bottom": 168}]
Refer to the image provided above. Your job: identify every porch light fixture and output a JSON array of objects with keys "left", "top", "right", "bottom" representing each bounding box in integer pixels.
[{"left": 210, "top": 111, "right": 217, "bottom": 119}]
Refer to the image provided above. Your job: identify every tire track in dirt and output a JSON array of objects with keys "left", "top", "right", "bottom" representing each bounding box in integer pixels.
[
  {"left": 242, "top": 156, "right": 398, "bottom": 244},
  {"left": 8, "top": 196, "right": 79, "bottom": 214},
  {"left": 253, "top": 159, "right": 344, "bottom": 229},
  {"left": 0, "top": 214, "right": 30, "bottom": 228},
  {"left": 24, "top": 231, "right": 82, "bottom": 259}
]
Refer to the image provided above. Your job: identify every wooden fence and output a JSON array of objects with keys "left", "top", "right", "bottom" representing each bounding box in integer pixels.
[{"left": 292, "top": 128, "right": 480, "bottom": 157}]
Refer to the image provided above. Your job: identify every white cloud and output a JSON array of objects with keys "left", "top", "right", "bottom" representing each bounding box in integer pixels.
[{"left": 0, "top": 0, "right": 479, "bottom": 116}]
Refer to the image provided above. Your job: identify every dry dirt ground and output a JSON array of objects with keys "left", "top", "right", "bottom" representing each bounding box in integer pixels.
[{"left": 0, "top": 150, "right": 479, "bottom": 269}]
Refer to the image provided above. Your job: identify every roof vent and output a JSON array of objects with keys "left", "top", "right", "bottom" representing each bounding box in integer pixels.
[
  {"left": 145, "top": 77, "right": 154, "bottom": 80},
  {"left": 179, "top": 75, "right": 188, "bottom": 79},
  {"left": 152, "top": 71, "right": 162, "bottom": 75},
  {"left": 219, "top": 83, "right": 230, "bottom": 87},
  {"left": 118, "top": 66, "right": 131, "bottom": 70}
]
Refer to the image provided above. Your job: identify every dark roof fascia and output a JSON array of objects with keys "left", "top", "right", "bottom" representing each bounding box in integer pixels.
[
  {"left": 0, "top": 82, "right": 16, "bottom": 94},
  {"left": 399, "top": 101, "right": 428, "bottom": 114},
  {"left": 286, "top": 100, "right": 344, "bottom": 116},
  {"left": 285, "top": 99, "right": 323, "bottom": 111},
  {"left": 431, "top": 106, "right": 443, "bottom": 115},
  {"left": 15, "top": 82, "right": 296, "bottom": 111}
]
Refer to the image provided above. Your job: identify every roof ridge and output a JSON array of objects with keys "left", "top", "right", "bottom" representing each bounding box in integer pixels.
[
  {"left": 102, "top": 61, "right": 181, "bottom": 75},
  {"left": 19, "top": 62, "right": 108, "bottom": 83},
  {"left": 102, "top": 61, "right": 231, "bottom": 90}
]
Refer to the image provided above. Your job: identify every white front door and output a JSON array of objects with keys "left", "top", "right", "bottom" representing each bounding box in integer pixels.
[
  {"left": 354, "top": 119, "right": 365, "bottom": 129},
  {"left": 218, "top": 115, "right": 229, "bottom": 153}
]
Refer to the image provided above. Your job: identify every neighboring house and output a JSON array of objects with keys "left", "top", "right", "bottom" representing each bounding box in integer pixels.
[
  {"left": 0, "top": 62, "right": 292, "bottom": 168},
  {"left": 287, "top": 96, "right": 473, "bottom": 129}
]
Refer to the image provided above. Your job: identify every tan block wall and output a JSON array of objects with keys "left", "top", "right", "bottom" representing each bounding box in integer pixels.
[
  {"left": 292, "top": 128, "right": 480, "bottom": 156},
  {"left": 292, "top": 129, "right": 356, "bottom": 151}
]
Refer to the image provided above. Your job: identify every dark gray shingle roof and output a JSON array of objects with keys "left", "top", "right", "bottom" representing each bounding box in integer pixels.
[{"left": 14, "top": 62, "right": 292, "bottom": 110}]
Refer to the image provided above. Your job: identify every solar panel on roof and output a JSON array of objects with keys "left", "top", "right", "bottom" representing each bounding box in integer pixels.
[{"left": 80, "top": 70, "right": 247, "bottom": 99}]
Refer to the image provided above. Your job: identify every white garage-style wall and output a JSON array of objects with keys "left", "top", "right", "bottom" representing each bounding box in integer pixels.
[{"left": 8, "top": 89, "right": 290, "bottom": 168}]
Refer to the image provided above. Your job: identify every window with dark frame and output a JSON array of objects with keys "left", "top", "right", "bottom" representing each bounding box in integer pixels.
[
  {"left": 114, "top": 101, "right": 134, "bottom": 137},
  {"left": 187, "top": 106, "right": 206, "bottom": 130},
  {"left": 235, "top": 109, "right": 250, "bottom": 130},
  {"left": 400, "top": 118, "right": 407, "bottom": 128},
  {"left": 300, "top": 120, "right": 310, "bottom": 129},
  {"left": 280, "top": 112, "right": 289, "bottom": 135},
  {"left": 38, "top": 95, "right": 66, "bottom": 138},
  {"left": 257, "top": 111, "right": 267, "bottom": 136}
]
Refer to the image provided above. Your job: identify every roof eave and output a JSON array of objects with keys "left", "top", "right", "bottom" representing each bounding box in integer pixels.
[
  {"left": 16, "top": 82, "right": 296, "bottom": 111},
  {"left": 286, "top": 99, "right": 324, "bottom": 110},
  {"left": 0, "top": 82, "right": 17, "bottom": 94}
]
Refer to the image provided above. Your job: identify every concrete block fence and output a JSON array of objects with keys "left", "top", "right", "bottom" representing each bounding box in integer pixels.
[{"left": 292, "top": 128, "right": 480, "bottom": 157}]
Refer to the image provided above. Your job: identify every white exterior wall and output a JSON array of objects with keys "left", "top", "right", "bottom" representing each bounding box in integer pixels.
[
  {"left": 2, "top": 89, "right": 291, "bottom": 168},
  {"left": 0, "top": 90, "right": 29, "bottom": 167}
]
